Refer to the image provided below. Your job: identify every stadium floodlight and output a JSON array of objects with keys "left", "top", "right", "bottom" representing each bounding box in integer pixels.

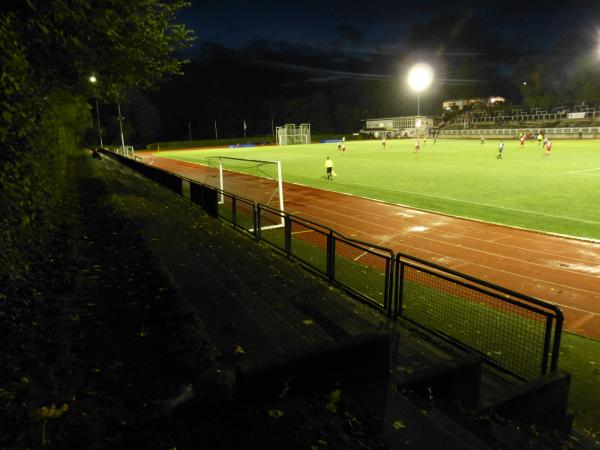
[
  {"left": 89, "top": 75, "right": 97, "bottom": 84},
  {"left": 407, "top": 63, "right": 434, "bottom": 117}
]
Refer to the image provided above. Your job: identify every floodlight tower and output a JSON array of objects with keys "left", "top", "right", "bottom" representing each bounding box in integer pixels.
[{"left": 407, "top": 63, "right": 434, "bottom": 137}]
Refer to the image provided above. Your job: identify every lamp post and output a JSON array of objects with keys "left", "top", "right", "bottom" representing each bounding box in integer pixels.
[
  {"left": 88, "top": 75, "right": 103, "bottom": 148},
  {"left": 407, "top": 63, "right": 434, "bottom": 138},
  {"left": 117, "top": 101, "right": 125, "bottom": 154}
]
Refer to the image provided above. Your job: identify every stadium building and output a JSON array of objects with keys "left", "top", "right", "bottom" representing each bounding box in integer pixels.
[
  {"left": 360, "top": 115, "right": 439, "bottom": 138},
  {"left": 442, "top": 96, "right": 506, "bottom": 111}
]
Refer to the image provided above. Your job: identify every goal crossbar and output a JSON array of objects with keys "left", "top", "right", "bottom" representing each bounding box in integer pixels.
[{"left": 205, "top": 156, "right": 285, "bottom": 229}]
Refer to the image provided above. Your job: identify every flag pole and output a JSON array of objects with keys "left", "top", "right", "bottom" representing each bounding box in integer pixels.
[{"left": 214, "top": 120, "right": 218, "bottom": 140}]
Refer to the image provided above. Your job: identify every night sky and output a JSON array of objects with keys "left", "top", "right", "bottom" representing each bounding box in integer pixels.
[
  {"left": 181, "top": 0, "right": 600, "bottom": 59},
  {"left": 141, "top": 1, "right": 600, "bottom": 140}
]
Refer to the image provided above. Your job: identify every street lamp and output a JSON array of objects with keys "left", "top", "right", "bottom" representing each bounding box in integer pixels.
[
  {"left": 117, "top": 102, "right": 125, "bottom": 154},
  {"left": 88, "top": 75, "right": 103, "bottom": 148}
]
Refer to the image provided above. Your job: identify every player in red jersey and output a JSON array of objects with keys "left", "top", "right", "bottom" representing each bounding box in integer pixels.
[
  {"left": 545, "top": 140, "right": 552, "bottom": 156},
  {"left": 414, "top": 140, "right": 420, "bottom": 154}
]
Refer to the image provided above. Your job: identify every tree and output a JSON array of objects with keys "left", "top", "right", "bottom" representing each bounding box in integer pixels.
[
  {"left": 0, "top": 0, "right": 193, "bottom": 284},
  {"left": 5, "top": 0, "right": 194, "bottom": 99}
]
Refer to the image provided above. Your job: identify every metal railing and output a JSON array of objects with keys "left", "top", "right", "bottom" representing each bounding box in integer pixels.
[
  {"left": 394, "top": 253, "right": 563, "bottom": 380},
  {"left": 255, "top": 204, "right": 393, "bottom": 312},
  {"left": 102, "top": 149, "right": 563, "bottom": 380}
]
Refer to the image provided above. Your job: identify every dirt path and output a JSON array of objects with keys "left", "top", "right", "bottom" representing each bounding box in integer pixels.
[{"left": 139, "top": 153, "right": 600, "bottom": 340}]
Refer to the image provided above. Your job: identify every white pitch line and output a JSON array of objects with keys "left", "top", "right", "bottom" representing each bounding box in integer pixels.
[
  {"left": 565, "top": 167, "right": 600, "bottom": 174},
  {"left": 342, "top": 181, "right": 600, "bottom": 225}
]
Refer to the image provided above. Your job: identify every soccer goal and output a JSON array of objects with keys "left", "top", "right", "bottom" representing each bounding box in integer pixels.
[
  {"left": 113, "top": 145, "right": 135, "bottom": 158},
  {"left": 276, "top": 123, "right": 311, "bottom": 145},
  {"left": 204, "top": 156, "right": 285, "bottom": 229}
]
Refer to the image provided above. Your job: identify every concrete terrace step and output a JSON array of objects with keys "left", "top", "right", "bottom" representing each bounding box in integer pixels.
[
  {"left": 381, "top": 391, "right": 492, "bottom": 450},
  {"left": 190, "top": 247, "right": 334, "bottom": 348}
]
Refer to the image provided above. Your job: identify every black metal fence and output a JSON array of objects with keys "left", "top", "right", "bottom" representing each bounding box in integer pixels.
[
  {"left": 102, "top": 150, "right": 563, "bottom": 381},
  {"left": 394, "top": 253, "right": 563, "bottom": 380}
]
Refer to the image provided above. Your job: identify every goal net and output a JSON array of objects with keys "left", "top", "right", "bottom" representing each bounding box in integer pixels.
[
  {"left": 204, "top": 156, "right": 285, "bottom": 229},
  {"left": 276, "top": 123, "right": 311, "bottom": 145}
]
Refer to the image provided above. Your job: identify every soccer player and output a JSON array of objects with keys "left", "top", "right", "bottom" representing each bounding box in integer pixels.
[
  {"left": 382, "top": 135, "right": 387, "bottom": 149},
  {"left": 414, "top": 140, "right": 420, "bottom": 154},
  {"left": 324, "top": 156, "right": 334, "bottom": 180},
  {"left": 519, "top": 134, "right": 525, "bottom": 148},
  {"left": 537, "top": 132, "right": 543, "bottom": 147},
  {"left": 480, "top": 137, "right": 485, "bottom": 145},
  {"left": 497, "top": 141, "right": 504, "bottom": 159},
  {"left": 545, "top": 140, "right": 552, "bottom": 156}
]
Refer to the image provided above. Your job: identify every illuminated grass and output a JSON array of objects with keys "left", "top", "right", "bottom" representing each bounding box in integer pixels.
[{"left": 158, "top": 139, "right": 600, "bottom": 239}]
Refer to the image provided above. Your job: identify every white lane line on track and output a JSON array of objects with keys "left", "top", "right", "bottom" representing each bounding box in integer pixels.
[
  {"left": 294, "top": 203, "right": 600, "bottom": 282},
  {"left": 353, "top": 239, "right": 390, "bottom": 262},
  {"left": 291, "top": 230, "right": 314, "bottom": 235}
]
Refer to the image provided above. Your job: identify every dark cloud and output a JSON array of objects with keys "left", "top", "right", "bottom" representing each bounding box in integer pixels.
[{"left": 334, "top": 25, "right": 364, "bottom": 45}]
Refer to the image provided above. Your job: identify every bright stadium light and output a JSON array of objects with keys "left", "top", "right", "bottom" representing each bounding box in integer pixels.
[
  {"left": 89, "top": 75, "right": 97, "bottom": 84},
  {"left": 407, "top": 63, "right": 434, "bottom": 133},
  {"left": 407, "top": 63, "right": 434, "bottom": 93}
]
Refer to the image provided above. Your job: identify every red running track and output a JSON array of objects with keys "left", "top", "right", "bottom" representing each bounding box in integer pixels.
[{"left": 140, "top": 153, "right": 600, "bottom": 340}]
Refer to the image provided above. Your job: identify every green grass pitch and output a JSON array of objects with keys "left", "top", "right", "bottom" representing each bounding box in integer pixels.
[{"left": 157, "top": 138, "right": 600, "bottom": 240}]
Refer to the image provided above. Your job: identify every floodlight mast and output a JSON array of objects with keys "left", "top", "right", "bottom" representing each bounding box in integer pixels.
[{"left": 407, "top": 63, "right": 434, "bottom": 137}]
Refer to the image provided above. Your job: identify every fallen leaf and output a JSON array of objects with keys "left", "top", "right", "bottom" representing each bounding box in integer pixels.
[
  {"left": 268, "top": 409, "right": 284, "bottom": 418},
  {"left": 232, "top": 345, "right": 245, "bottom": 355},
  {"left": 328, "top": 389, "right": 342, "bottom": 404},
  {"left": 393, "top": 420, "right": 406, "bottom": 430}
]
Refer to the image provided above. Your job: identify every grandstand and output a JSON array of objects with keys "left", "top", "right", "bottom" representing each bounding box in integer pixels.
[
  {"left": 360, "top": 101, "right": 600, "bottom": 140},
  {"left": 439, "top": 102, "right": 600, "bottom": 138},
  {"left": 444, "top": 103, "right": 600, "bottom": 128}
]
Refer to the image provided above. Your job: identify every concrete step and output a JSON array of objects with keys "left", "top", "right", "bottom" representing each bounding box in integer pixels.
[
  {"left": 187, "top": 241, "right": 336, "bottom": 352},
  {"left": 380, "top": 391, "right": 492, "bottom": 449}
]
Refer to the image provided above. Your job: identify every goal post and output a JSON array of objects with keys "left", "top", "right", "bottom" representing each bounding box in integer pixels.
[
  {"left": 276, "top": 123, "right": 311, "bottom": 145},
  {"left": 204, "top": 156, "right": 285, "bottom": 229}
]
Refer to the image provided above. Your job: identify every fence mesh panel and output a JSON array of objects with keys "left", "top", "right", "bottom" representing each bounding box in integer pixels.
[
  {"left": 334, "top": 238, "right": 389, "bottom": 309},
  {"left": 259, "top": 207, "right": 286, "bottom": 251},
  {"left": 290, "top": 219, "right": 328, "bottom": 274},
  {"left": 399, "top": 264, "right": 550, "bottom": 379},
  {"left": 217, "top": 192, "right": 234, "bottom": 223},
  {"left": 234, "top": 198, "right": 255, "bottom": 232}
]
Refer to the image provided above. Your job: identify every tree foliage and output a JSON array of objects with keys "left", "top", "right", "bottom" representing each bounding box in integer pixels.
[
  {"left": 0, "top": 1, "right": 193, "bottom": 285},
  {"left": 515, "top": 30, "right": 600, "bottom": 108}
]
